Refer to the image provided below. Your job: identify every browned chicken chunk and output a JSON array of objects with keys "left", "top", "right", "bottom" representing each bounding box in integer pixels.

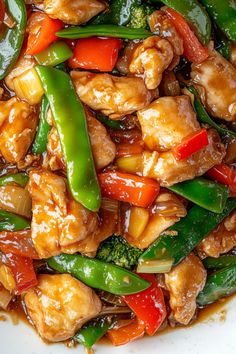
[
  {"left": 191, "top": 50, "right": 236, "bottom": 122},
  {"left": 24, "top": 274, "right": 102, "bottom": 342},
  {"left": 165, "top": 253, "right": 207, "bottom": 325},
  {"left": 0, "top": 98, "right": 38, "bottom": 163},
  {"left": 197, "top": 210, "right": 236, "bottom": 258},
  {"left": 71, "top": 71, "right": 155, "bottom": 119},
  {"left": 44, "top": 0, "right": 106, "bottom": 25}
]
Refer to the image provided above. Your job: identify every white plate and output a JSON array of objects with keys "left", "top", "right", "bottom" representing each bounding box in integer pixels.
[{"left": 1, "top": 296, "right": 236, "bottom": 354}]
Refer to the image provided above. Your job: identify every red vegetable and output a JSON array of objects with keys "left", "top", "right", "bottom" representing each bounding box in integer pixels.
[
  {"left": 4, "top": 253, "right": 38, "bottom": 294},
  {"left": 0, "top": 230, "right": 39, "bottom": 259},
  {"left": 26, "top": 12, "right": 63, "bottom": 55},
  {"left": 173, "top": 128, "right": 209, "bottom": 161},
  {"left": 98, "top": 171, "right": 160, "bottom": 207},
  {"left": 123, "top": 274, "right": 166, "bottom": 336},
  {"left": 207, "top": 163, "right": 236, "bottom": 196},
  {"left": 0, "top": 0, "right": 5, "bottom": 23},
  {"left": 164, "top": 7, "right": 209, "bottom": 63},
  {"left": 107, "top": 318, "right": 145, "bottom": 346},
  {"left": 68, "top": 37, "right": 122, "bottom": 71},
  {"left": 116, "top": 142, "right": 143, "bottom": 157}
]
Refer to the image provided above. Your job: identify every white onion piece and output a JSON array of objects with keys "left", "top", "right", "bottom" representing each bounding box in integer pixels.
[{"left": 0, "top": 186, "right": 31, "bottom": 218}]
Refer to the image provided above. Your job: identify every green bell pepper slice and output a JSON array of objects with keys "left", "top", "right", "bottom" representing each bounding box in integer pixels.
[
  {"left": 35, "top": 66, "right": 101, "bottom": 212},
  {"left": 0, "top": 173, "right": 29, "bottom": 187},
  {"left": 74, "top": 317, "right": 112, "bottom": 348},
  {"left": 161, "top": 0, "right": 211, "bottom": 45},
  {"left": 0, "top": 0, "right": 26, "bottom": 80},
  {"left": 214, "top": 26, "right": 232, "bottom": 60},
  {"left": 47, "top": 253, "right": 150, "bottom": 295},
  {"left": 32, "top": 96, "right": 50, "bottom": 155},
  {"left": 139, "top": 198, "right": 236, "bottom": 269},
  {"left": 200, "top": 0, "right": 236, "bottom": 42},
  {"left": 0, "top": 210, "right": 30, "bottom": 231},
  {"left": 56, "top": 24, "right": 152, "bottom": 40},
  {"left": 168, "top": 177, "right": 229, "bottom": 213},
  {"left": 197, "top": 266, "right": 236, "bottom": 306},
  {"left": 203, "top": 256, "right": 236, "bottom": 270},
  {"left": 34, "top": 41, "right": 73, "bottom": 67},
  {"left": 188, "top": 86, "right": 236, "bottom": 138}
]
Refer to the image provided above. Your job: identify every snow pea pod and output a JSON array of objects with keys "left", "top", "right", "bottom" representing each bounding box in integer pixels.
[
  {"left": 197, "top": 266, "right": 236, "bottom": 306},
  {"left": 0, "top": 210, "right": 30, "bottom": 231},
  {"left": 56, "top": 24, "right": 152, "bottom": 40},
  {"left": 34, "top": 41, "right": 73, "bottom": 67},
  {"left": 35, "top": 66, "right": 101, "bottom": 212},
  {"left": 139, "top": 198, "right": 236, "bottom": 269},
  {"left": 32, "top": 96, "right": 50, "bottom": 155},
  {"left": 0, "top": 0, "right": 26, "bottom": 80},
  {"left": 0, "top": 173, "right": 29, "bottom": 187},
  {"left": 168, "top": 177, "right": 229, "bottom": 213},
  {"left": 47, "top": 253, "right": 150, "bottom": 295},
  {"left": 203, "top": 256, "right": 236, "bottom": 270}
]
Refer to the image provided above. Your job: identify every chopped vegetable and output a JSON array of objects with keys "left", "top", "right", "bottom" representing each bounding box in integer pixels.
[
  {"left": 0, "top": 0, "right": 5, "bottom": 23},
  {"left": 69, "top": 37, "right": 122, "bottom": 71},
  {"left": 207, "top": 164, "right": 236, "bottom": 196},
  {"left": 47, "top": 253, "right": 150, "bottom": 295},
  {"left": 203, "top": 256, "right": 236, "bottom": 269},
  {"left": 168, "top": 177, "right": 229, "bottom": 213},
  {"left": 128, "top": 207, "right": 149, "bottom": 239},
  {"left": 98, "top": 171, "right": 160, "bottom": 208},
  {"left": 107, "top": 318, "right": 145, "bottom": 346},
  {"left": 197, "top": 266, "right": 236, "bottom": 306},
  {"left": 173, "top": 129, "right": 209, "bottom": 161},
  {"left": 116, "top": 155, "right": 143, "bottom": 174},
  {"left": 32, "top": 96, "right": 50, "bottom": 155},
  {"left": 139, "top": 198, "right": 236, "bottom": 268},
  {"left": 123, "top": 274, "right": 166, "bottom": 335},
  {"left": 137, "top": 259, "right": 174, "bottom": 274},
  {"left": 0, "top": 185, "right": 31, "bottom": 218},
  {"left": 0, "top": 173, "right": 29, "bottom": 187},
  {"left": 96, "top": 235, "right": 143, "bottom": 270},
  {"left": 96, "top": 114, "right": 126, "bottom": 130},
  {"left": 0, "top": 210, "right": 30, "bottom": 232},
  {"left": 34, "top": 41, "right": 73, "bottom": 66},
  {"left": 116, "top": 143, "right": 143, "bottom": 158},
  {"left": 35, "top": 66, "right": 101, "bottom": 212},
  {"left": 127, "top": 4, "right": 155, "bottom": 29},
  {"left": 214, "top": 26, "right": 231, "bottom": 60}
]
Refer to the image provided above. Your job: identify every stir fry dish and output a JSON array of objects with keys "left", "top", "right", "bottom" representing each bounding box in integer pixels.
[{"left": 0, "top": 0, "right": 236, "bottom": 350}]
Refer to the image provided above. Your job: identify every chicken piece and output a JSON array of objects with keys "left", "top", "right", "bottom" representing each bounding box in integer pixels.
[
  {"left": 137, "top": 96, "right": 200, "bottom": 151},
  {"left": 142, "top": 129, "right": 225, "bottom": 186},
  {"left": 191, "top": 50, "right": 236, "bottom": 122},
  {"left": 24, "top": 274, "right": 101, "bottom": 342},
  {"left": 45, "top": 127, "right": 66, "bottom": 171},
  {"left": 44, "top": 0, "right": 106, "bottom": 25},
  {"left": 148, "top": 10, "right": 184, "bottom": 69},
  {"left": 28, "top": 170, "right": 98, "bottom": 258},
  {"left": 0, "top": 98, "right": 38, "bottom": 163},
  {"left": 197, "top": 210, "right": 236, "bottom": 258},
  {"left": 71, "top": 71, "right": 155, "bottom": 119},
  {"left": 129, "top": 36, "right": 174, "bottom": 90},
  {"left": 165, "top": 253, "right": 207, "bottom": 325}
]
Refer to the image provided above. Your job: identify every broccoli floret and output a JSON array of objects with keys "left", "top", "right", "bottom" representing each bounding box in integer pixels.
[
  {"left": 96, "top": 235, "right": 143, "bottom": 270},
  {"left": 127, "top": 4, "right": 155, "bottom": 29}
]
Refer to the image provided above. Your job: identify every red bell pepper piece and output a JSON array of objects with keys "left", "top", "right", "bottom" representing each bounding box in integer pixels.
[
  {"left": 0, "top": 0, "right": 5, "bottom": 23},
  {"left": 26, "top": 12, "right": 63, "bottom": 55},
  {"left": 0, "top": 229, "right": 39, "bottom": 259},
  {"left": 164, "top": 7, "right": 209, "bottom": 63},
  {"left": 207, "top": 163, "right": 236, "bottom": 196},
  {"left": 98, "top": 171, "right": 160, "bottom": 208},
  {"left": 68, "top": 37, "right": 122, "bottom": 71},
  {"left": 123, "top": 274, "right": 166, "bottom": 336},
  {"left": 4, "top": 253, "right": 38, "bottom": 294},
  {"left": 116, "top": 142, "right": 143, "bottom": 157},
  {"left": 173, "top": 128, "right": 209, "bottom": 161},
  {"left": 107, "top": 318, "right": 145, "bottom": 346}
]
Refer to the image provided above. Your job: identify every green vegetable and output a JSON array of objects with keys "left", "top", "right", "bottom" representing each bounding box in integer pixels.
[
  {"left": 0, "top": 210, "right": 30, "bottom": 231},
  {"left": 34, "top": 41, "right": 73, "bottom": 66},
  {"left": 137, "top": 259, "right": 173, "bottom": 273},
  {"left": 139, "top": 198, "right": 236, "bottom": 269},
  {"left": 168, "top": 177, "right": 229, "bottom": 213},
  {"left": 127, "top": 4, "right": 155, "bottom": 29},
  {"left": 96, "top": 235, "right": 143, "bottom": 270},
  {"left": 0, "top": 173, "right": 29, "bottom": 187},
  {"left": 74, "top": 317, "right": 112, "bottom": 348},
  {"left": 214, "top": 26, "right": 231, "bottom": 60},
  {"left": 32, "top": 96, "right": 50, "bottom": 155},
  {"left": 35, "top": 66, "right": 101, "bottom": 212},
  {"left": 0, "top": 0, "right": 27, "bottom": 80},
  {"left": 197, "top": 266, "right": 236, "bottom": 306},
  {"left": 161, "top": 0, "right": 211, "bottom": 45},
  {"left": 47, "top": 253, "right": 150, "bottom": 295},
  {"left": 56, "top": 24, "right": 152, "bottom": 40},
  {"left": 200, "top": 0, "right": 236, "bottom": 42},
  {"left": 96, "top": 115, "right": 126, "bottom": 130},
  {"left": 203, "top": 256, "right": 236, "bottom": 269},
  {"left": 188, "top": 86, "right": 236, "bottom": 138}
]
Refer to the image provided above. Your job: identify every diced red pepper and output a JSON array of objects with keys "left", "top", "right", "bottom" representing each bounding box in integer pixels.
[
  {"left": 164, "top": 7, "right": 209, "bottom": 63},
  {"left": 107, "top": 318, "right": 145, "bottom": 346},
  {"left": 116, "top": 142, "right": 143, "bottom": 157},
  {"left": 98, "top": 171, "right": 160, "bottom": 208},
  {"left": 207, "top": 163, "right": 236, "bottom": 196},
  {"left": 0, "top": 0, "right": 5, "bottom": 23},
  {"left": 68, "top": 37, "right": 122, "bottom": 71},
  {"left": 123, "top": 274, "right": 166, "bottom": 336},
  {"left": 26, "top": 12, "right": 63, "bottom": 55},
  {"left": 4, "top": 253, "right": 38, "bottom": 294},
  {"left": 173, "top": 128, "right": 209, "bottom": 161},
  {"left": 0, "top": 230, "right": 39, "bottom": 259}
]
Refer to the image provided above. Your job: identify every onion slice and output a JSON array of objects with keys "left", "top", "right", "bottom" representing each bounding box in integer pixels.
[{"left": 0, "top": 186, "right": 31, "bottom": 218}]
